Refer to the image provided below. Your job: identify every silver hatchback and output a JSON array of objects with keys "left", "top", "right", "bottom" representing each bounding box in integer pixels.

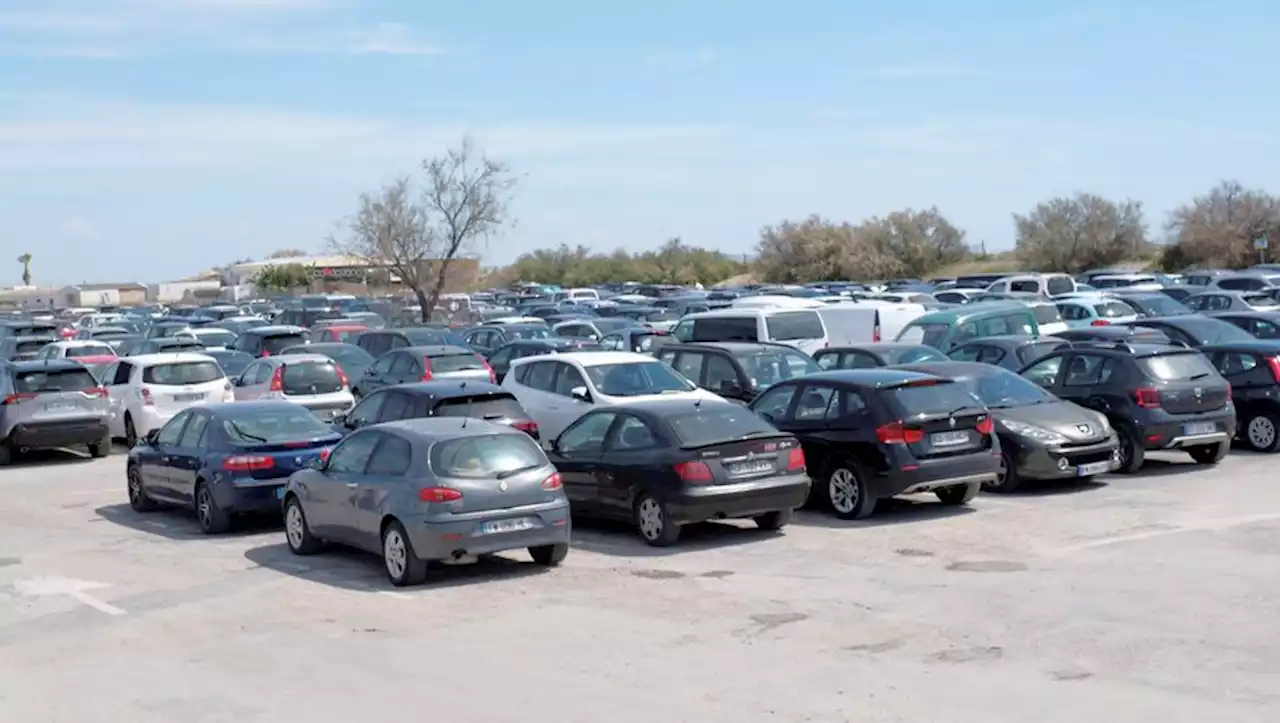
[
  {"left": 281, "top": 418, "right": 571, "bottom": 586},
  {"left": 0, "top": 360, "right": 111, "bottom": 465}
]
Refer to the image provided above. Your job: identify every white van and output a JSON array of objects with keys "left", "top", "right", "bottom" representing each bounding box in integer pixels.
[
  {"left": 671, "top": 304, "right": 927, "bottom": 354},
  {"left": 986, "top": 273, "right": 1076, "bottom": 297}
]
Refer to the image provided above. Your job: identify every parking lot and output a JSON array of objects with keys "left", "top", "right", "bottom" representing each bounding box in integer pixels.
[{"left": 0, "top": 446, "right": 1277, "bottom": 723}]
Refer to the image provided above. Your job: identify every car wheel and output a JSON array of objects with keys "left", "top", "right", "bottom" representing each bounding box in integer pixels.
[
  {"left": 88, "top": 431, "right": 111, "bottom": 458},
  {"left": 0, "top": 441, "right": 10, "bottom": 466},
  {"left": 936, "top": 482, "right": 981, "bottom": 506},
  {"left": 127, "top": 465, "right": 157, "bottom": 512},
  {"left": 634, "top": 493, "right": 681, "bottom": 546},
  {"left": 1243, "top": 411, "right": 1280, "bottom": 452},
  {"left": 753, "top": 507, "right": 794, "bottom": 530},
  {"left": 195, "top": 483, "right": 231, "bottom": 534},
  {"left": 987, "top": 447, "right": 1023, "bottom": 493},
  {"left": 1188, "top": 441, "right": 1228, "bottom": 465},
  {"left": 382, "top": 520, "right": 428, "bottom": 586},
  {"left": 284, "top": 496, "right": 323, "bottom": 555},
  {"left": 827, "top": 464, "right": 875, "bottom": 520},
  {"left": 528, "top": 543, "right": 569, "bottom": 566},
  {"left": 1116, "top": 426, "right": 1145, "bottom": 474},
  {"left": 124, "top": 415, "right": 138, "bottom": 448}
]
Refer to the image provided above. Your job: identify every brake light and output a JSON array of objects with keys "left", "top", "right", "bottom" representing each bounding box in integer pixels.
[
  {"left": 319, "top": 448, "right": 331, "bottom": 462},
  {"left": 334, "top": 364, "right": 349, "bottom": 388},
  {"left": 223, "top": 455, "right": 274, "bottom": 471},
  {"left": 83, "top": 386, "right": 108, "bottom": 398},
  {"left": 872, "top": 321, "right": 881, "bottom": 343},
  {"left": 1267, "top": 356, "right": 1280, "bottom": 383},
  {"left": 419, "top": 487, "right": 462, "bottom": 502},
  {"left": 141, "top": 387, "right": 154, "bottom": 406},
  {"left": 674, "top": 460, "right": 714, "bottom": 483},
  {"left": 1, "top": 392, "right": 35, "bottom": 405},
  {"left": 479, "top": 355, "right": 496, "bottom": 383},
  {"left": 421, "top": 355, "right": 433, "bottom": 382},
  {"left": 541, "top": 472, "right": 563, "bottom": 490},
  {"left": 975, "top": 416, "right": 993, "bottom": 434},
  {"left": 1134, "top": 387, "right": 1161, "bottom": 409},
  {"left": 261, "top": 350, "right": 271, "bottom": 357},
  {"left": 268, "top": 367, "right": 283, "bottom": 393},
  {"left": 512, "top": 420, "right": 539, "bottom": 437},
  {"left": 1090, "top": 319, "right": 1110, "bottom": 326},
  {"left": 876, "top": 421, "right": 925, "bottom": 444},
  {"left": 786, "top": 448, "right": 806, "bottom": 471}
]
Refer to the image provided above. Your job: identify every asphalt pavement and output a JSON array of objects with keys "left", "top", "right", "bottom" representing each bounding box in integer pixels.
[{"left": 0, "top": 445, "right": 1277, "bottom": 723}]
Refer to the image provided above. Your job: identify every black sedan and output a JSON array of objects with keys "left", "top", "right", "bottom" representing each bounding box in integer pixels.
[
  {"left": 546, "top": 398, "right": 810, "bottom": 546},
  {"left": 813, "top": 344, "right": 945, "bottom": 371},
  {"left": 895, "top": 361, "right": 1119, "bottom": 492},
  {"left": 944, "top": 335, "right": 1067, "bottom": 372},
  {"left": 486, "top": 338, "right": 602, "bottom": 383},
  {"left": 1202, "top": 342, "right": 1280, "bottom": 452},
  {"left": 1123, "top": 316, "right": 1264, "bottom": 348},
  {"left": 1207, "top": 310, "right": 1280, "bottom": 341}
]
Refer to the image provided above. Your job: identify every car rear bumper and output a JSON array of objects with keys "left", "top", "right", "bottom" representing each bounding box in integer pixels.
[
  {"left": 668, "top": 472, "right": 811, "bottom": 525},
  {"left": 7, "top": 418, "right": 108, "bottom": 449},
  {"left": 1017, "top": 437, "right": 1121, "bottom": 480},
  {"left": 876, "top": 451, "right": 1001, "bottom": 498},
  {"left": 217, "top": 477, "right": 290, "bottom": 514},
  {"left": 1142, "top": 409, "right": 1235, "bottom": 450},
  {"left": 406, "top": 499, "right": 572, "bottom": 560},
  {"left": 134, "top": 407, "right": 177, "bottom": 436}
]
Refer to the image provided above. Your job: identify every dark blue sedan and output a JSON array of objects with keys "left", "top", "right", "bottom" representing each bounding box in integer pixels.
[{"left": 125, "top": 401, "right": 341, "bottom": 534}]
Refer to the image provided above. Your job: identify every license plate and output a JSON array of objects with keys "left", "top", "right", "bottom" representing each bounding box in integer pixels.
[
  {"left": 43, "top": 402, "right": 75, "bottom": 412},
  {"left": 1077, "top": 461, "right": 1111, "bottom": 477},
  {"left": 1183, "top": 422, "right": 1216, "bottom": 436},
  {"left": 174, "top": 393, "right": 203, "bottom": 402},
  {"left": 479, "top": 517, "right": 535, "bottom": 535},
  {"left": 930, "top": 431, "right": 969, "bottom": 447},
  {"left": 728, "top": 460, "right": 773, "bottom": 476}
]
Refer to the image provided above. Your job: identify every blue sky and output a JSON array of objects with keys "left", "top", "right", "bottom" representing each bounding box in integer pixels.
[{"left": 3, "top": 0, "right": 1280, "bottom": 286}]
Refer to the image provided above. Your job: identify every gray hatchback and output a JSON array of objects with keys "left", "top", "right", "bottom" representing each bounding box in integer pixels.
[
  {"left": 281, "top": 418, "right": 571, "bottom": 586},
  {"left": 0, "top": 360, "right": 111, "bottom": 465}
]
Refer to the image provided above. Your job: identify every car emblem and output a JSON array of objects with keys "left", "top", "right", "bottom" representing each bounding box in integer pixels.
[
  {"left": 294, "top": 457, "right": 302, "bottom": 465},
  {"left": 1194, "top": 388, "right": 1203, "bottom": 398},
  {"left": 747, "top": 451, "right": 756, "bottom": 460},
  {"left": 1076, "top": 424, "right": 1091, "bottom": 435},
  {"left": 498, "top": 480, "right": 508, "bottom": 492},
  {"left": 950, "top": 417, "right": 957, "bottom": 428}
]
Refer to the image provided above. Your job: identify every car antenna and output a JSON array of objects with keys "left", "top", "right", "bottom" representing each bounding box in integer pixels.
[{"left": 462, "top": 390, "right": 472, "bottom": 429}]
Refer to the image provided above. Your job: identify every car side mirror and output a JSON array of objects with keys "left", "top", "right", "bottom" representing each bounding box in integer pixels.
[
  {"left": 331, "top": 412, "right": 347, "bottom": 426},
  {"left": 570, "top": 385, "right": 591, "bottom": 403},
  {"left": 547, "top": 436, "right": 561, "bottom": 453},
  {"left": 719, "top": 380, "right": 743, "bottom": 396}
]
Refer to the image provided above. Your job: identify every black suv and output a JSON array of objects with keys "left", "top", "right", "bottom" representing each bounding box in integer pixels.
[
  {"left": 333, "top": 381, "right": 539, "bottom": 439},
  {"left": 355, "top": 327, "right": 470, "bottom": 358},
  {"left": 748, "top": 369, "right": 999, "bottom": 519},
  {"left": 1201, "top": 342, "right": 1280, "bottom": 452},
  {"left": 229, "top": 326, "right": 308, "bottom": 357},
  {"left": 1018, "top": 342, "right": 1234, "bottom": 472},
  {"left": 655, "top": 342, "right": 821, "bottom": 404},
  {"left": 945, "top": 335, "right": 1067, "bottom": 372}
]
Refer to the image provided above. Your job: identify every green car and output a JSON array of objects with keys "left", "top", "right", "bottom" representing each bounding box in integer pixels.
[{"left": 895, "top": 302, "right": 1040, "bottom": 351}]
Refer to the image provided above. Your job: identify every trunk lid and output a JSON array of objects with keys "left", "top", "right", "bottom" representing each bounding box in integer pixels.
[
  {"left": 884, "top": 379, "right": 993, "bottom": 459},
  {"left": 142, "top": 360, "right": 229, "bottom": 411},
  {"left": 221, "top": 437, "right": 336, "bottom": 481},
  {"left": 8, "top": 367, "right": 107, "bottom": 423},
  {"left": 687, "top": 435, "right": 799, "bottom": 484},
  {"left": 1138, "top": 352, "right": 1231, "bottom": 414},
  {"left": 427, "top": 433, "right": 557, "bottom": 513}
]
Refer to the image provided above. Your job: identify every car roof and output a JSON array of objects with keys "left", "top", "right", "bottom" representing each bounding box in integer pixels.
[
  {"left": 1200, "top": 342, "right": 1280, "bottom": 354},
  {"left": 52, "top": 339, "right": 110, "bottom": 347},
  {"left": 5, "top": 359, "right": 86, "bottom": 371},
  {"left": 391, "top": 380, "right": 508, "bottom": 399},
  {"left": 512, "top": 351, "right": 652, "bottom": 367},
  {"left": 244, "top": 325, "right": 306, "bottom": 335},
  {"left": 821, "top": 343, "right": 937, "bottom": 354},
  {"left": 1208, "top": 310, "right": 1280, "bottom": 319},
  {"left": 376, "top": 417, "right": 519, "bottom": 439},
  {"left": 402, "top": 345, "right": 473, "bottom": 355},
  {"left": 123, "top": 352, "right": 218, "bottom": 366},
  {"left": 796, "top": 368, "right": 949, "bottom": 388},
  {"left": 665, "top": 341, "right": 796, "bottom": 353},
  {"left": 908, "top": 300, "right": 1029, "bottom": 324}
]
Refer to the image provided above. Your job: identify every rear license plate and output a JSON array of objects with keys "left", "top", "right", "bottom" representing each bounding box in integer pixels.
[
  {"left": 930, "top": 431, "right": 969, "bottom": 447},
  {"left": 174, "top": 393, "right": 203, "bottom": 402},
  {"left": 1183, "top": 422, "right": 1216, "bottom": 436},
  {"left": 43, "top": 402, "right": 75, "bottom": 412},
  {"left": 1077, "top": 461, "right": 1111, "bottom": 477},
  {"left": 728, "top": 460, "right": 773, "bottom": 476},
  {"left": 478, "top": 517, "right": 535, "bottom": 535}
]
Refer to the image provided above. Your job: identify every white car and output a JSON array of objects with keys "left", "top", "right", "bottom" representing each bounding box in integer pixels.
[
  {"left": 1026, "top": 301, "right": 1069, "bottom": 336},
  {"left": 33, "top": 340, "right": 118, "bottom": 365},
  {"left": 232, "top": 353, "right": 355, "bottom": 422},
  {"left": 502, "top": 351, "right": 721, "bottom": 441},
  {"left": 99, "top": 353, "right": 236, "bottom": 446},
  {"left": 190, "top": 327, "right": 238, "bottom": 350}
]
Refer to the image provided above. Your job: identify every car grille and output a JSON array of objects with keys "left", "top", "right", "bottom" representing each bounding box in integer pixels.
[{"left": 1064, "top": 449, "right": 1112, "bottom": 465}]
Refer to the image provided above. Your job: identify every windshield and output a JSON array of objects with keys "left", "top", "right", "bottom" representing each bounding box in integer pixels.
[
  {"left": 428, "top": 353, "right": 485, "bottom": 372},
  {"left": 1094, "top": 301, "right": 1136, "bottom": 318},
  {"left": 219, "top": 406, "right": 333, "bottom": 445},
  {"left": 954, "top": 368, "right": 1055, "bottom": 408},
  {"left": 733, "top": 349, "right": 820, "bottom": 389},
  {"left": 262, "top": 333, "right": 307, "bottom": 354},
  {"left": 509, "top": 326, "right": 551, "bottom": 340},
  {"left": 764, "top": 311, "right": 824, "bottom": 341},
  {"left": 1141, "top": 353, "right": 1219, "bottom": 381},
  {"left": 888, "top": 380, "right": 983, "bottom": 417},
  {"left": 430, "top": 434, "right": 545, "bottom": 478},
  {"left": 405, "top": 328, "right": 468, "bottom": 347},
  {"left": 585, "top": 361, "right": 696, "bottom": 396},
  {"left": 1164, "top": 317, "right": 1255, "bottom": 345},
  {"left": 1125, "top": 295, "right": 1190, "bottom": 316},
  {"left": 208, "top": 352, "right": 254, "bottom": 377},
  {"left": 896, "top": 322, "right": 951, "bottom": 349},
  {"left": 668, "top": 407, "right": 781, "bottom": 447},
  {"left": 142, "top": 361, "right": 224, "bottom": 385}
]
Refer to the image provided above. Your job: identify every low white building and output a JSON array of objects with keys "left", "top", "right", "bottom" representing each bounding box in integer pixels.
[
  {"left": 148, "top": 280, "right": 221, "bottom": 303},
  {"left": 0, "top": 286, "right": 59, "bottom": 312}
]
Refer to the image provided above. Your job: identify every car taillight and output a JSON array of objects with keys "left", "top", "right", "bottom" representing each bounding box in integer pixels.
[
  {"left": 419, "top": 487, "right": 462, "bottom": 502},
  {"left": 261, "top": 350, "right": 271, "bottom": 357},
  {"left": 512, "top": 420, "right": 539, "bottom": 437},
  {"left": 1134, "top": 387, "right": 1161, "bottom": 409},
  {"left": 268, "top": 367, "right": 283, "bottom": 392},
  {"left": 223, "top": 455, "right": 274, "bottom": 471},
  {"left": 421, "top": 355, "right": 433, "bottom": 382},
  {"left": 1, "top": 392, "right": 35, "bottom": 405},
  {"left": 541, "top": 472, "right": 563, "bottom": 490},
  {"left": 319, "top": 448, "right": 331, "bottom": 462},
  {"left": 82, "top": 386, "right": 108, "bottom": 398},
  {"left": 1267, "top": 356, "right": 1280, "bottom": 383},
  {"left": 872, "top": 321, "right": 881, "bottom": 343},
  {"left": 1090, "top": 319, "right": 1110, "bottom": 326},
  {"left": 479, "top": 355, "right": 496, "bottom": 383},
  {"left": 786, "top": 448, "right": 805, "bottom": 471},
  {"left": 1225, "top": 385, "right": 1232, "bottom": 402},
  {"left": 141, "top": 387, "right": 154, "bottom": 406},
  {"left": 876, "top": 421, "right": 925, "bottom": 444},
  {"left": 975, "top": 416, "right": 993, "bottom": 434},
  {"left": 335, "top": 364, "right": 349, "bottom": 388},
  {"left": 674, "top": 460, "right": 714, "bottom": 483}
]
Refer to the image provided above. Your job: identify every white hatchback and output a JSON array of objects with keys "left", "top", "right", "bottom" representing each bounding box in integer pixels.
[
  {"left": 99, "top": 353, "right": 236, "bottom": 446},
  {"left": 501, "top": 351, "right": 721, "bottom": 441}
]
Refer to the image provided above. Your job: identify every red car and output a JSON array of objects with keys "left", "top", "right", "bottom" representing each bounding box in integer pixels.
[{"left": 307, "top": 324, "right": 368, "bottom": 344}]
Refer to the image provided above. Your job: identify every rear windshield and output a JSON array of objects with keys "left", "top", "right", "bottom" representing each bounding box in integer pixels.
[
  {"left": 13, "top": 368, "right": 97, "bottom": 393},
  {"left": 430, "top": 433, "right": 546, "bottom": 478},
  {"left": 1032, "top": 305, "right": 1063, "bottom": 325},
  {"left": 219, "top": 407, "right": 333, "bottom": 445},
  {"left": 196, "top": 330, "right": 237, "bottom": 346},
  {"left": 143, "top": 361, "right": 224, "bottom": 385},
  {"left": 66, "top": 345, "right": 114, "bottom": 358},
  {"left": 508, "top": 326, "right": 550, "bottom": 341},
  {"left": 1140, "top": 353, "right": 1219, "bottom": 381},
  {"left": 262, "top": 333, "right": 307, "bottom": 355},
  {"left": 764, "top": 311, "right": 824, "bottom": 342},
  {"left": 1244, "top": 294, "right": 1279, "bottom": 307},
  {"left": 434, "top": 395, "right": 526, "bottom": 420},
  {"left": 428, "top": 353, "right": 484, "bottom": 373},
  {"left": 404, "top": 329, "right": 468, "bottom": 347},
  {"left": 1094, "top": 301, "right": 1136, "bottom": 318},
  {"left": 1125, "top": 295, "right": 1189, "bottom": 316},
  {"left": 15, "top": 340, "right": 48, "bottom": 354},
  {"left": 888, "top": 380, "right": 983, "bottom": 417},
  {"left": 690, "top": 317, "right": 758, "bottom": 342},
  {"left": 282, "top": 361, "right": 344, "bottom": 394},
  {"left": 157, "top": 342, "right": 206, "bottom": 352},
  {"left": 669, "top": 408, "right": 780, "bottom": 447}
]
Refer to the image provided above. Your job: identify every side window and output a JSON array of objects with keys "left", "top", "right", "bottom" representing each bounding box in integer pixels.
[
  {"left": 674, "top": 352, "right": 706, "bottom": 383},
  {"left": 1214, "top": 352, "right": 1259, "bottom": 377},
  {"left": 252, "top": 363, "right": 273, "bottom": 385},
  {"left": 794, "top": 385, "right": 837, "bottom": 421},
  {"left": 377, "top": 392, "right": 411, "bottom": 421},
  {"left": 346, "top": 392, "right": 385, "bottom": 426},
  {"left": 177, "top": 413, "right": 209, "bottom": 448},
  {"left": 947, "top": 345, "right": 983, "bottom": 362},
  {"left": 388, "top": 336, "right": 409, "bottom": 349},
  {"left": 954, "top": 322, "right": 979, "bottom": 344},
  {"left": 114, "top": 361, "right": 133, "bottom": 385},
  {"left": 327, "top": 431, "right": 380, "bottom": 474},
  {"left": 843, "top": 351, "right": 880, "bottom": 369},
  {"left": 558, "top": 412, "right": 617, "bottom": 453},
  {"left": 554, "top": 363, "right": 587, "bottom": 396},
  {"left": 608, "top": 415, "right": 659, "bottom": 451},
  {"left": 1256, "top": 320, "right": 1280, "bottom": 339},
  {"left": 488, "top": 345, "right": 514, "bottom": 366},
  {"left": 157, "top": 411, "right": 190, "bottom": 446},
  {"left": 814, "top": 352, "right": 840, "bottom": 370},
  {"left": 1009, "top": 279, "right": 1040, "bottom": 293},
  {"left": 1186, "top": 296, "right": 1206, "bottom": 311},
  {"left": 388, "top": 353, "right": 414, "bottom": 375},
  {"left": 752, "top": 384, "right": 798, "bottom": 422},
  {"left": 1058, "top": 304, "right": 1085, "bottom": 321},
  {"left": 368, "top": 354, "right": 394, "bottom": 375},
  {"left": 1046, "top": 275, "right": 1074, "bottom": 296},
  {"left": 523, "top": 361, "right": 558, "bottom": 391},
  {"left": 1022, "top": 355, "right": 1064, "bottom": 388},
  {"left": 980, "top": 315, "right": 1012, "bottom": 336},
  {"left": 599, "top": 334, "right": 624, "bottom": 351},
  {"left": 366, "top": 434, "right": 413, "bottom": 476},
  {"left": 825, "top": 389, "right": 867, "bottom": 425},
  {"left": 671, "top": 319, "right": 694, "bottom": 343},
  {"left": 977, "top": 346, "right": 1007, "bottom": 365},
  {"left": 1006, "top": 313, "right": 1035, "bottom": 336},
  {"left": 703, "top": 354, "right": 740, "bottom": 390},
  {"left": 1063, "top": 354, "right": 1111, "bottom": 387}
]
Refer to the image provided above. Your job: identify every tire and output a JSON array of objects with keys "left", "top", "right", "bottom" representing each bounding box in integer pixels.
[
  {"left": 1115, "top": 426, "right": 1145, "bottom": 474},
  {"left": 1188, "top": 441, "right": 1228, "bottom": 465},
  {"left": 194, "top": 483, "right": 231, "bottom": 534},
  {"left": 283, "top": 496, "right": 323, "bottom": 555},
  {"left": 529, "top": 543, "right": 569, "bottom": 566},
  {"left": 634, "top": 493, "right": 681, "bottom": 546},
  {"left": 825, "top": 463, "right": 876, "bottom": 520},
  {"left": 0, "top": 441, "right": 10, "bottom": 467},
  {"left": 987, "top": 447, "right": 1023, "bottom": 493},
  {"left": 936, "top": 482, "right": 981, "bottom": 506},
  {"left": 126, "top": 465, "right": 157, "bottom": 512},
  {"left": 1242, "top": 411, "right": 1280, "bottom": 452},
  {"left": 124, "top": 415, "right": 138, "bottom": 449},
  {"left": 88, "top": 432, "right": 111, "bottom": 458},
  {"left": 382, "top": 520, "right": 428, "bottom": 586},
  {"left": 753, "top": 507, "right": 794, "bottom": 531}
]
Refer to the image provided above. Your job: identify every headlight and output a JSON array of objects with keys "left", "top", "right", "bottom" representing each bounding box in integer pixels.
[{"left": 1000, "top": 418, "right": 1068, "bottom": 444}]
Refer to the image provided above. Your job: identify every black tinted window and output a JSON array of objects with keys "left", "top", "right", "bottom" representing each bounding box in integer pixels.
[
  {"left": 262, "top": 333, "right": 306, "bottom": 355},
  {"left": 692, "top": 317, "right": 758, "bottom": 342},
  {"left": 764, "top": 312, "right": 824, "bottom": 341},
  {"left": 1032, "top": 305, "right": 1062, "bottom": 325},
  {"left": 434, "top": 395, "right": 526, "bottom": 419},
  {"left": 282, "top": 361, "right": 343, "bottom": 394},
  {"left": 430, "top": 434, "right": 545, "bottom": 478},
  {"left": 668, "top": 408, "right": 779, "bottom": 447},
  {"left": 1046, "top": 276, "right": 1075, "bottom": 295},
  {"left": 142, "top": 361, "right": 224, "bottom": 385},
  {"left": 1017, "top": 341, "right": 1066, "bottom": 366},
  {"left": 888, "top": 381, "right": 983, "bottom": 416},
  {"left": 366, "top": 434, "right": 413, "bottom": 476}
]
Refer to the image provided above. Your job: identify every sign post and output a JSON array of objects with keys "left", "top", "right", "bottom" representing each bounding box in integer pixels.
[{"left": 1255, "top": 234, "right": 1269, "bottom": 264}]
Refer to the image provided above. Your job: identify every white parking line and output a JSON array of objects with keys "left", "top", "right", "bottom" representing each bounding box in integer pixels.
[{"left": 69, "top": 590, "right": 127, "bottom": 616}]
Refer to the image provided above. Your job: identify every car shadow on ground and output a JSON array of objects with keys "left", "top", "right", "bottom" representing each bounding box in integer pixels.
[
  {"left": 94, "top": 503, "right": 282, "bottom": 541},
  {"left": 1127, "top": 455, "right": 1220, "bottom": 479},
  {"left": 243, "top": 542, "right": 551, "bottom": 592},
  {"left": 999, "top": 478, "right": 1110, "bottom": 497},
  {"left": 0, "top": 447, "right": 97, "bottom": 471},
  {"left": 569, "top": 516, "right": 783, "bottom": 557},
  {"left": 791, "top": 497, "right": 976, "bottom": 529}
]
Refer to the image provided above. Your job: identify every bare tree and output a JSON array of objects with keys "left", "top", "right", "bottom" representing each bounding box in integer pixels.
[
  {"left": 1014, "top": 193, "right": 1147, "bottom": 273},
  {"left": 333, "top": 137, "right": 517, "bottom": 322},
  {"left": 1165, "top": 180, "right": 1280, "bottom": 268}
]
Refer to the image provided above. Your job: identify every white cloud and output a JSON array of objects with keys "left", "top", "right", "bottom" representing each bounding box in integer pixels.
[{"left": 343, "top": 22, "right": 440, "bottom": 56}]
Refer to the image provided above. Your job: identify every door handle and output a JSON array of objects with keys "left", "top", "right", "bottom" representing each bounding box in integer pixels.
[{"left": 346, "top": 482, "right": 358, "bottom": 488}]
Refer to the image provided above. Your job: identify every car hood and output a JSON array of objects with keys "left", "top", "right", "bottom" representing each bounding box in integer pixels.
[{"left": 995, "top": 400, "right": 1110, "bottom": 442}]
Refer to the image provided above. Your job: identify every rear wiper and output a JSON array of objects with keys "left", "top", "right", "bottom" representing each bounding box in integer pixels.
[
  {"left": 1188, "top": 373, "right": 1212, "bottom": 381},
  {"left": 496, "top": 464, "right": 541, "bottom": 480},
  {"left": 227, "top": 420, "right": 267, "bottom": 443},
  {"left": 482, "top": 413, "right": 505, "bottom": 420}
]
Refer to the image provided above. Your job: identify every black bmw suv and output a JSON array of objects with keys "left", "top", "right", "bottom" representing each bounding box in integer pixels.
[{"left": 1018, "top": 342, "right": 1234, "bottom": 472}]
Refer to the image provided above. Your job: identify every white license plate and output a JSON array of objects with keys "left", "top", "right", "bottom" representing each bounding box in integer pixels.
[
  {"left": 174, "top": 393, "right": 203, "bottom": 402},
  {"left": 1183, "top": 422, "right": 1216, "bottom": 436},
  {"left": 930, "top": 431, "right": 969, "bottom": 447},
  {"left": 1077, "top": 461, "right": 1111, "bottom": 477},
  {"left": 479, "top": 518, "right": 535, "bottom": 535},
  {"left": 43, "top": 402, "right": 75, "bottom": 412},
  {"left": 729, "top": 460, "right": 773, "bottom": 476}
]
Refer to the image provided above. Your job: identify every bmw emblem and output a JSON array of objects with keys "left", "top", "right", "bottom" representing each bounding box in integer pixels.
[
  {"left": 498, "top": 481, "right": 508, "bottom": 492},
  {"left": 294, "top": 457, "right": 302, "bottom": 465}
]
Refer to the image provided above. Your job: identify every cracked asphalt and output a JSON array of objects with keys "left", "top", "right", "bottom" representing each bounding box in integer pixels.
[{"left": 1, "top": 445, "right": 1278, "bottom": 722}]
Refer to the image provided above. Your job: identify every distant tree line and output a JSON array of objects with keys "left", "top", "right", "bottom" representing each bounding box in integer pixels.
[{"left": 489, "top": 238, "right": 748, "bottom": 288}]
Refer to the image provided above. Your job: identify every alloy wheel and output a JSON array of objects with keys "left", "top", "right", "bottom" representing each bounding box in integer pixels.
[
  {"left": 285, "top": 503, "right": 305, "bottom": 550},
  {"left": 197, "top": 489, "right": 212, "bottom": 527},
  {"left": 384, "top": 528, "right": 407, "bottom": 579},
  {"left": 1248, "top": 416, "right": 1276, "bottom": 449},
  {"left": 128, "top": 469, "right": 141, "bottom": 505},
  {"left": 828, "top": 469, "right": 858, "bottom": 513}
]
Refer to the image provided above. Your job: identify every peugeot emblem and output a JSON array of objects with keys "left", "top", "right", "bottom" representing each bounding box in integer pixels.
[
  {"left": 1076, "top": 424, "right": 1091, "bottom": 435},
  {"left": 747, "top": 451, "right": 756, "bottom": 461},
  {"left": 1194, "top": 387, "right": 1203, "bottom": 398},
  {"left": 950, "top": 417, "right": 957, "bottom": 429},
  {"left": 498, "top": 480, "right": 508, "bottom": 492}
]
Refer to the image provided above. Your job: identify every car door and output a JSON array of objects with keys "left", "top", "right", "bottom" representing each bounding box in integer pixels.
[
  {"left": 514, "top": 360, "right": 566, "bottom": 436},
  {"left": 104, "top": 360, "right": 134, "bottom": 438},
  {"left": 307, "top": 430, "right": 380, "bottom": 542},
  {"left": 550, "top": 362, "right": 595, "bottom": 434},
  {"left": 141, "top": 410, "right": 191, "bottom": 501},
  {"left": 358, "top": 354, "right": 395, "bottom": 394},
  {"left": 234, "top": 361, "right": 270, "bottom": 400},
  {"left": 1056, "top": 354, "right": 1118, "bottom": 415},
  {"left": 596, "top": 414, "right": 662, "bottom": 516},
  {"left": 1020, "top": 353, "right": 1067, "bottom": 390},
  {"left": 1208, "top": 350, "right": 1269, "bottom": 426},
  {"left": 672, "top": 350, "right": 706, "bottom": 388},
  {"left": 374, "top": 390, "right": 412, "bottom": 422},
  {"left": 349, "top": 431, "right": 414, "bottom": 552},
  {"left": 547, "top": 410, "right": 617, "bottom": 515},
  {"left": 487, "top": 345, "right": 517, "bottom": 382},
  {"left": 167, "top": 411, "right": 210, "bottom": 504},
  {"left": 703, "top": 353, "right": 748, "bottom": 400}
]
